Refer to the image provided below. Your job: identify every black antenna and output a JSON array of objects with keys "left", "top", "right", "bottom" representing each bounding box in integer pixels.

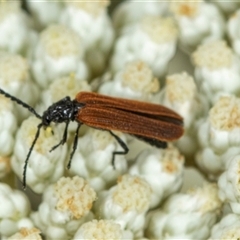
[
  {"left": 22, "top": 123, "right": 43, "bottom": 189},
  {"left": 0, "top": 88, "right": 42, "bottom": 119}
]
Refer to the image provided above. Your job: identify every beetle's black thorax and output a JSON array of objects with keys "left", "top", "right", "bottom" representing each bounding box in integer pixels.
[{"left": 42, "top": 97, "right": 84, "bottom": 126}]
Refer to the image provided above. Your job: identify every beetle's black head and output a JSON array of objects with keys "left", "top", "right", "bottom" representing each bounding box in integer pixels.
[{"left": 42, "top": 97, "right": 83, "bottom": 127}]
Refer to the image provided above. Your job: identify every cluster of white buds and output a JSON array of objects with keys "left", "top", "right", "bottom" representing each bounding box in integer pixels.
[
  {"left": 2, "top": 0, "right": 240, "bottom": 238},
  {"left": 60, "top": 1, "right": 114, "bottom": 77},
  {"left": 192, "top": 40, "right": 240, "bottom": 105},
  {"left": 196, "top": 95, "right": 240, "bottom": 178}
]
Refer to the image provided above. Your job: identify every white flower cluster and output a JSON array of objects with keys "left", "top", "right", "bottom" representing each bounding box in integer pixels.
[{"left": 1, "top": 0, "right": 240, "bottom": 239}]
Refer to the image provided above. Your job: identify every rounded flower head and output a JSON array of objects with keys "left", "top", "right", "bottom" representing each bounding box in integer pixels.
[
  {"left": 40, "top": 24, "right": 83, "bottom": 59},
  {"left": 65, "top": 0, "right": 110, "bottom": 17},
  {"left": 129, "top": 146, "right": 184, "bottom": 208},
  {"left": 32, "top": 24, "right": 89, "bottom": 89},
  {"left": 209, "top": 214, "right": 240, "bottom": 239},
  {"left": 140, "top": 16, "right": 178, "bottom": 44},
  {"left": 99, "top": 60, "right": 159, "bottom": 101},
  {"left": 31, "top": 176, "right": 96, "bottom": 239},
  {"left": 70, "top": 128, "right": 127, "bottom": 192},
  {"left": 94, "top": 174, "right": 152, "bottom": 236},
  {"left": 113, "top": 175, "right": 152, "bottom": 213},
  {"left": 170, "top": 0, "right": 225, "bottom": 52},
  {"left": 218, "top": 154, "right": 240, "bottom": 214},
  {"left": 0, "top": 1, "right": 35, "bottom": 55},
  {"left": 54, "top": 176, "right": 96, "bottom": 219},
  {"left": 73, "top": 220, "right": 125, "bottom": 240},
  {"left": 0, "top": 52, "right": 39, "bottom": 120},
  {"left": 111, "top": 15, "right": 178, "bottom": 78},
  {"left": 192, "top": 41, "right": 240, "bottom": 104},
  {"left": 196, "top": 95, "right": 240, "bottom": 178},
  {"left": 11, "top": 117, "right": 68, "bottom": 193},
  {"left": 192, "top": 41, "right": 232, "bottom": 70},
  {"left": 0, "top": 52, "right": 29, "bottom": 86},
  {"left": 0, "top": 183, "right": 33, "bottom": 238},
  {"left": 8, "top": 228, "right": 42, "bottom": 240},
  {"left": 145, "top": 183, "right": 222, "bottom": 239}
]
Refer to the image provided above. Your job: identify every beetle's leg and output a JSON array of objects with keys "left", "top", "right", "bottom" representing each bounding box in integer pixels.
[
  {"left": 67, "top": 123, "right": 82, "bottom": 169},
  {"left": 109, "top": 131, "right": 129, "bottom": 168},
  {"left": 50, "top": 121, "right": 69, "bottom": 152}
]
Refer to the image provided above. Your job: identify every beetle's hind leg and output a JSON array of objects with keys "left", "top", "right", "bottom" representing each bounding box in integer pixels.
[{"left": 109, "top": 131, "right": 129, "bottom": 168}]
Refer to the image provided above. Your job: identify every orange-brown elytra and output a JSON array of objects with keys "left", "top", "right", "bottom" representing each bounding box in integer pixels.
[{"left": 0, "top": 89, "right": 184, "bottom": 189}]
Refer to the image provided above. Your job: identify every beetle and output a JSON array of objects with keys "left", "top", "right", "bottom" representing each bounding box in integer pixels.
[{"left": 0, "top": 89, "right": 184, "bottom": 188}]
